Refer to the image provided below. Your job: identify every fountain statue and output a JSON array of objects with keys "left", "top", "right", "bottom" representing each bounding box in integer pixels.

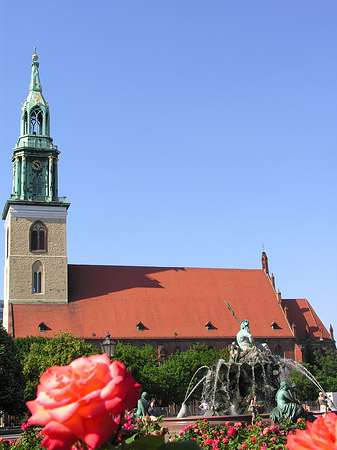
[{"left": 270, "top": 381, "right": 314, "bottom": 422}]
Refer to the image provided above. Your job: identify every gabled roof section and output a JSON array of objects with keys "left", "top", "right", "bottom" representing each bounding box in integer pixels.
[
  {"left": 282, "top": 298, "right": 330, "bottom": 340},
  {"left": 12, "top": 264, "right": 295, "bottom": 341}
]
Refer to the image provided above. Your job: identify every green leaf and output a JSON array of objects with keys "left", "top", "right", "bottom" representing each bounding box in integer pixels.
[
  {"left": 125, "top": 433, "right": 137, "bottom": 444},
  {"left": 129, "top": 435, "right": 165, "bottom": 450},
  {"left": 159, "top": 441, "right": 202, "bottom": 450}
]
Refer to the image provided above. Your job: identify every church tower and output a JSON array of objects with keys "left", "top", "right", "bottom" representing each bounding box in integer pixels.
[{"left": 2, "top": 49, "right": 70, "bottom": 333}]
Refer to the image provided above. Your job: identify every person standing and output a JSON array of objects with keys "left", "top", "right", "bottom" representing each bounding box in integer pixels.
[
  {"left": 148, "top": 398, "right": 157, "bottom": 416},
  {"left": 199, "top": 400, "right": 209, "bottom": 415},
  {"left": 318, "top": 392, "right": 327, "bottom": 414},
  {"left": 249, "top": 395, "right": 259, "bottom": 424}
]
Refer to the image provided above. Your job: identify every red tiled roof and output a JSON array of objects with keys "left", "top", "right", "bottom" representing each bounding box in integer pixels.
[
  {"left": 282, "top": 298, "right": 330, "bottom": 340},
  {"left": 12, "top": 264, "right": 297, "bottom": 341}
]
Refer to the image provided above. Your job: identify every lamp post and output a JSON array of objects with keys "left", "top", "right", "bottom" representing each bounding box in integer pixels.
[{"left": 101, "top": 332, "right": 116, "bottom": 358}]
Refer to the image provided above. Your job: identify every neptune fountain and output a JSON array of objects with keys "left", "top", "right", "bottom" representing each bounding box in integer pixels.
[{"left": 178, "top": 301, "right": 330, "bottom": 422}]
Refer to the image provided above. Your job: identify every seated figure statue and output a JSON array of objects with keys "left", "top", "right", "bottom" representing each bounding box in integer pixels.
[
  {"left": 270, "top": 382, "right": 314, "bottom": 422},
  {"left": 136, "top": 391, "right": 149, "bottom": 419}
]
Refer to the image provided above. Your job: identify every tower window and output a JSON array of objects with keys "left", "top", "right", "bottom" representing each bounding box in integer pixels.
[
  {"left": 30, "top": 221, "right": 47, "bottom": 252},
  {"left": 24, "top": 110, "right": 28, "bottom": 134},
  {"left": 32, "top": 261, "right": 43, "bottom": 294},
  {"left": 30, "top": 107, "right": 43, "bottom": 135}
]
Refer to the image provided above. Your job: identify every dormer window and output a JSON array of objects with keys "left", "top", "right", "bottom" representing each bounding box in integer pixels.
[
  {"left": 136, "top": 321, "right": 146, "bottom": 331},
  {"left": 38, "top": 322, "right": 48, "bottom": 332},
  {"left": 30, "top": 221, "right": 47, "bottom": 252},
  {"left": 205, "top": 321, "right": 216, "bottom": 331},
  {"left": 271, "top": 321, "right": 280, "bottom": 331}
]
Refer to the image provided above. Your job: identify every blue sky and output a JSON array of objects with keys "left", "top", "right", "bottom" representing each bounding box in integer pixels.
[{"left": 0, "top": 1, "right": 336, "bottom": 334}]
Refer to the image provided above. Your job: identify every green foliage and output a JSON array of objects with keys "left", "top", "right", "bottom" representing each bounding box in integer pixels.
[
  {"left": 21, "top": 331, "right": 99, "bottom": 401},
  {"left": 311, "top": 348, "right": 337, "bottom": 392},
  {"left": 0, "top": 324, "right": 25, "bottom": 414},
  {"left": 113, "top": 343, "right": 159, "bottom": 386},
  {"left": 290, "top": 348, "right": 337, "bottom": 400},
  {"left": 114, "top": 342, "right": 228, "bottom": 406},
  {"left": 155, "top": 344, "right": 222, "bottom": 405},
  {"left": 14, "top": 336, "right": 48, "bottom": 362}
]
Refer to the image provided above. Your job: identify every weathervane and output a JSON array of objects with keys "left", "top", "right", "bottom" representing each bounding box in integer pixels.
[{"left": 32, "top": 46, "right": 38, "bottom": 61}]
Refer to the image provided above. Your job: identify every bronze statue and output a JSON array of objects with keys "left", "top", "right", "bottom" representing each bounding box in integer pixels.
[
  {"left": 270, "top": 382, "right": 314, "bottom": 422},
  {"left": 136, "top": 391, "right": 149, "bottom": 418}
]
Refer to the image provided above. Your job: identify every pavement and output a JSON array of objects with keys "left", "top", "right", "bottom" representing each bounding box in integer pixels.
[{"left": 0, "top": 427, "right": 21, "bottom": 440}]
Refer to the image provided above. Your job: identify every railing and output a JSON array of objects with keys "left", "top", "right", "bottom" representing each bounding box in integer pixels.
[
  {"left": 15, "top": 137, "right": 57, "bottom": 150},
  {"left": 9, "top": 195, "right": 68, "bottom": 203}
]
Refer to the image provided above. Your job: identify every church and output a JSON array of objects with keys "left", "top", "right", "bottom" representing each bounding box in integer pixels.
[{"left": 2, "top": 51, "right": 335, "bottom": 363}]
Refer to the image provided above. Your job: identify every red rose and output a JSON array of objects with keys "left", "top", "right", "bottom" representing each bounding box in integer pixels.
[
  {"left": 287, "top": 413, "right": 337, "bottom": 450},
  {"left": 227, "top": 426, "right": 236, "bottom": 436},
  {"left": 27, "top": 354, "right": 140, "bottom": 450}
]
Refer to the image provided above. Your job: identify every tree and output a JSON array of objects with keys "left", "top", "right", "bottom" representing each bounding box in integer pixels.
[
  {"left": 0, "top": 323, "right": 25, "bottom": 414},
  {"left": 113, "top": 343, "right": 158, "bottom": 388},
  {"left": 22, "top": 331, "right": 99, "bottom": 401},
  {"left": 290, "top": 348, "right": 337, "bottom": 401},
  {"left": 114, "top": 342, "right": 229, "bottom": 406},
  {"left": 155, "top": 343, "right": 228, "bottom": 405}
]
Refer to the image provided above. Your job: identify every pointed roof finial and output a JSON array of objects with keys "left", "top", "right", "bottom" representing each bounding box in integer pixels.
[
  {"left": 32, "top": 46, "right": 38, "bottom": 61},
  {"left": 29, "top": 47, "right": 42, "bottom": 93}
]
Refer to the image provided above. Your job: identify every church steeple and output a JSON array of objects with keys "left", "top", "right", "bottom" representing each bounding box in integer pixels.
[
  {"left": 2, "top": 49, "right": 69, "bottom": 219},
  {"left": 2, "top": 50, "right": 70, "bottom": 333}
]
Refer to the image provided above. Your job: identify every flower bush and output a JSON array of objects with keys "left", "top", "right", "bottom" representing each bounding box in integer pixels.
[
  {"left": 0, "top": 425, "right": 43, "bottom": 450},
  {"left": 176, "top": 416, "right": 313, "bottom": 450},
  {"left": 1, "top": 353, "right": 336, "bottom": 450}
]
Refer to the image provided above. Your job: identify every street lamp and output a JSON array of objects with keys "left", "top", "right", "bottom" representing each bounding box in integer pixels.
[{"left": 101, "top": 332, "right": 116, "bottom": 358}]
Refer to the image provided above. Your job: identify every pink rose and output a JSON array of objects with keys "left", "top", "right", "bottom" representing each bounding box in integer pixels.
[{"left": 27, "top": 354, "right": 140, "bottom": 450}]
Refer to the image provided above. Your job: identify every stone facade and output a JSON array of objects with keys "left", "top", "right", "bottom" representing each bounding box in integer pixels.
[{"left": 3, "top": 204, "right": 68, "bottom": 330}]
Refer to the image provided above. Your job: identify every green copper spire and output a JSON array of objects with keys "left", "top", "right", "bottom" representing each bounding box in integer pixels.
[
  {"left": 20, "top": 47, "right": 50, "bottom": 138},
  {"left": 2, "top": 50, "right": 70, "bottom": 219},
  {"left": 29, "top": 47, "right": 42, "bottom": 93}
]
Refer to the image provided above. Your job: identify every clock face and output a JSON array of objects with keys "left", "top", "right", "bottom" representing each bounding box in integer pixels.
[{"left": 32, "top": 160, "right": 43, "bottom": 171}]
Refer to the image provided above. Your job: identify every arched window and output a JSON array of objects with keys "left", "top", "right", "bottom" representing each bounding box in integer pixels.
[
  {"left": 274, "top": 344, "right": 284, "bottom": 358},
  {"left": 30, "top": 107, "right": 43, "bottom": 135},
  {"left": 30, "top": 221, "right": 47, "bottom": 252},
  {"left": 32, "top": 260, "right": 43, "bottom": 294}
]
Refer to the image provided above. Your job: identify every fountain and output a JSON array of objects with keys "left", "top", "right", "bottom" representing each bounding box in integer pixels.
[
  {"left": 201, "top": 316, "right": 282, "bottom": 416},
  {"left": 177, "top": 301, "right": 334, "bottom": 422}
]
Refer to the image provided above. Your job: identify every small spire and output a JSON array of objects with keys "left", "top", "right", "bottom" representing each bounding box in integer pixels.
[{"left": 29, "top": 46, "right": 42, "bottom": 93}]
